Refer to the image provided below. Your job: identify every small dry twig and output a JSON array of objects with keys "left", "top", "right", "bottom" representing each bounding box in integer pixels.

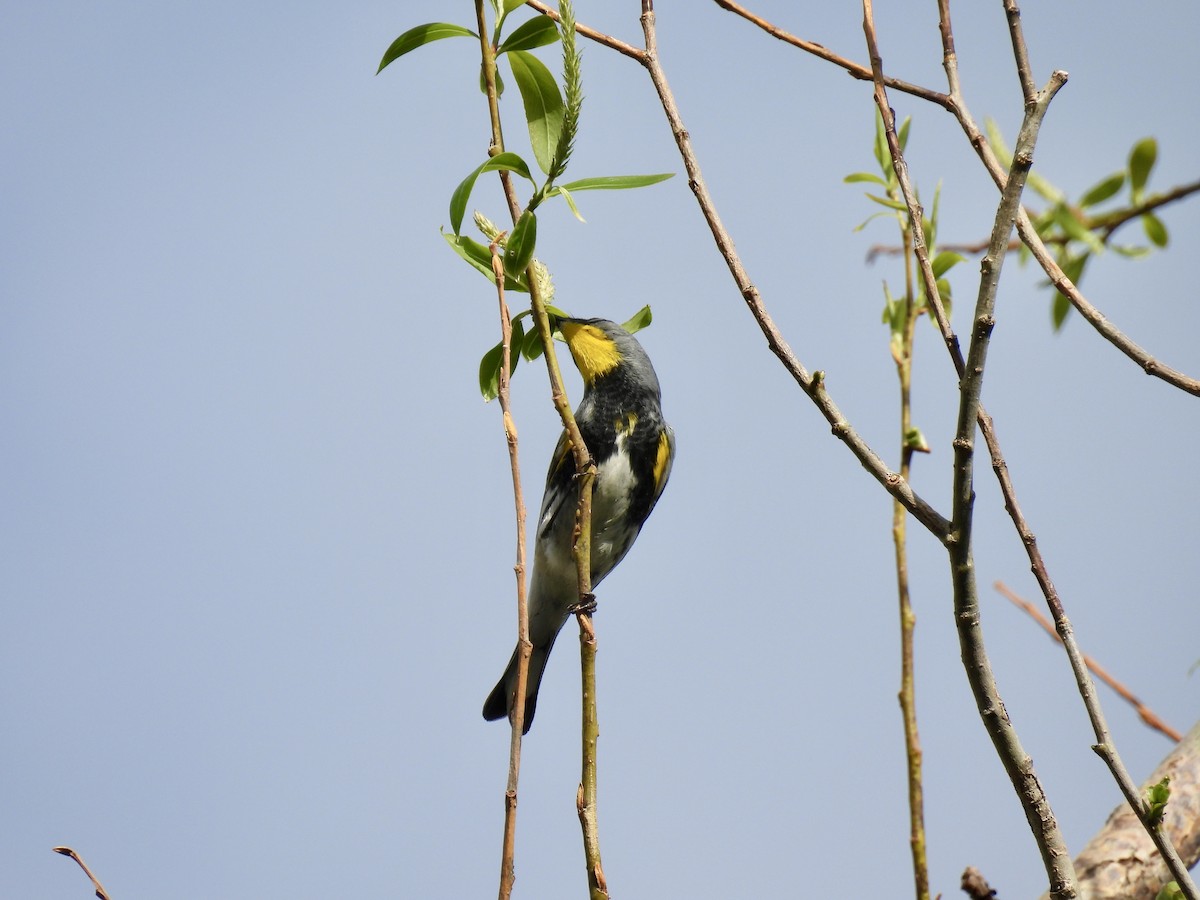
[
  {"left": 53, "top": 847, "right": 112, "bottom": 900},
  {"left": 995, "top": 581, "right": 1183, "bottom": 743}
]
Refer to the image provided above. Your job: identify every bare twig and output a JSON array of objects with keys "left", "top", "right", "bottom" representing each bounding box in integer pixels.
[
  {"left": 961, "top": 866, "right": 998, "bottom": 900},
  {"left": 635, "top": 3, "right": 950, "bottom": 542},
  {"left": 488, "top": 241, "right": 531, "bottom": 899},
  {"left": 524, "top": 0, "right": 646, "bottom": 62},
  {"left": 712, "top": 0, "right": 952, "bottom": 109},
  {"left": 942, "top": 8, "right": 1197, "bottom": 897},
  {"left": 933, "top": 11, "right": 1200, "bottom": 396},
  {"left": 1066, "top": 721, "right": 1200, "bottom": 900},
  {"left": 863, "top": 0, "right": 1077, "bottom": 893},
  {"left": 53, "top": 847, "right": 112, "bottom": 900},
  {"left": 477, "top": 4, "right": 604, "bottom": 896},
  {"left": 475, "top": 12, "right": 533, "bottom": 898},
  {"left": 995, "top": 581, "right": 1183, "bottom": 743}
]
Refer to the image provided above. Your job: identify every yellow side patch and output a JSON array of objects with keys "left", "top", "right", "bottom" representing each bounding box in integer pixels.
[
  {"left": 653, "top": 430, "right": 672, "bottom": 489},
  {"left": 615, "top": 411, "right": 637, "bottom": 434},
  {"left": 560, "top": 321, "right": 622, "bottom": 384}
]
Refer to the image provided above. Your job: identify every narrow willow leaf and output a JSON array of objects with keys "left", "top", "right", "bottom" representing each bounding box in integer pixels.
[
  {"left": 498, "top": 15, "right": 560, "bottom": 54},
  {"left": 479, "top": 63, "right": 505, "bottom": 96},
  {"left": 1025, "top": 168, "right": 1064, "bottom": 205},
  {"left": 502, "top": 0, "right": 527, "bottom": 13},
  {"left": 844, "top": 172, "right": 888, "bottom": 186},
  {"left": 479, "top": 341, "right": 504, "bottom": 401},
  {"left": 621, "top": 305, "right": 652, "bottom": 333},
  {"left": 897, "top": 116, "right": 912, "bottom": 153},
  {"left": 931, "top": 251, "right": 966, "bottom": 279},
  {"left": 1052, "top": 204, "right": 1105, "bottom": 254},
  {"left": 522, "top": 323, "right": 546, "bottom": 360},
  {"left": 449, "top": 152, "right": 535, "bottom": 235},
  {"left": 872, "top": 110, "right": 888, "bottom": 172},
  {"left": 442, "top": 231, "right": 529, "bottom": 291},
  {"left": 558, "top": 185, "right": 586, "bottom": 222},
  {"left": 1051, "top": 293, "right": 1071, "bottom": 331},
  {"left": 509, "top": 318, "right": 524, "bottom": 377},
  {"left": 377, "top": 23, "right": 476, "bottom": 74},
  {"left": 504, "top": 210, "right": 537, "bottom": 277},
  {"left": 1143, "top": 212, "right": 1169, "bottom": 247},
  {"left": 853, "top": 210, "right": 893, "bottom": 232},
  {"left": 984, "top": 118, "right": 1012, "bottom": 168},
  {"left": 508, "top": 50, "right": 564, "bottom": 175},
  {"left": 1078, "top": 172, "right": 1125, "bottom": 208},
  {"left": 866, "top": 194, "right": 908, "bottom": 212},
  {"left": 1129, "top": 137, "right": 1158, "bottom": 197},
  {"left": 1111, "top": 243, "right": 1152, "bottom": 259},
  {"left": 558, "top": 173, "right": 674, "bottom": 191}
]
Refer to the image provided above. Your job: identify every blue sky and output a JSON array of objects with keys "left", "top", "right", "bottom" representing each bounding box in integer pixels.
[{"left": 4, "top": 2, "right": 1198, "bottom": 898}]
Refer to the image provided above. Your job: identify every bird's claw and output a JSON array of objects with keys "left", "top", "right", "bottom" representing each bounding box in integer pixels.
[{"left": 569, "top": 593, "right": 597, "bottom": 616}]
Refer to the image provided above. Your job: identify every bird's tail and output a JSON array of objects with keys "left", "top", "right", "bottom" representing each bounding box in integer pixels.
[{"left": 482, "top": 637, "right": 557, "bottom": 734}]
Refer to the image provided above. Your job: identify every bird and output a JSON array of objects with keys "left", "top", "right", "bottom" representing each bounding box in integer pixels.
[{"left": 483, "top": 316, "right": 675, "bottom": 734}]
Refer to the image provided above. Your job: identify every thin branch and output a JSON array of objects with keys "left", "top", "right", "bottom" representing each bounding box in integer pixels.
[
  {"left": 636, "top": 4, "right": 951, "bottom": 543},
  {"left": 864, "top": 0, "right": 1078, "bottom": 892},
  {"left": 1067, "top": 721, "right": 1200, "bottom": 900},
  {"left": 488, "top": 242, "right": 531, "bottom": 900},
  {"left": 53, "top": 847, "right": 112, "bottom": 900},
  {"left": 891, "top": 215, "right": 931, "bottom": 900},
  {"left": 475, "top": 11, "right": 533, "bottom": 898},
  {"left": 1091, "top": 179, "right": 1200, "bottom": 240},
  {"left": 524, "top": 0, "right": 646, "bottom": 63},
  {"left": 1001, "top": 0, "right": 1037, "bottom": 104},
  {"left": 712, "top": 0, "right": 953, "bottom": 110},
  {"left": 937, "top": 7, "right": 1196, "bottom": 897},
  {"left": 933, "top": 19, "right": 1200, "bottom": 396},
  {"left": 994, "top": 581, "right": 1183, "bottom": 743}
]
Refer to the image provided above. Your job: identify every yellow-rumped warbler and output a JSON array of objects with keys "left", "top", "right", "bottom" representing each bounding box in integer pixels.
[{"left": 483, "top": 317, "right": 675, "bottom": 733}]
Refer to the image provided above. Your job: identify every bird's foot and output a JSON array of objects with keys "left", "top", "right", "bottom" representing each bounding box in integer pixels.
[{"left": 569, "top": 593, "right": 597, "bottom": 617}]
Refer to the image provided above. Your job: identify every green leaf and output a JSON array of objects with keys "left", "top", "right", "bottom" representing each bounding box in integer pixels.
[
  {"left": 844, "top": 172, "right": 889, "bottom": 187},
  {"left": 479, "top": 62, "right": 505, "bottom": 96},
  {"left": 1146, "top": 776, "right": 1171, "bottom": 827},
  {"left": 1052, "top": 204, "right": 1105, "bottom": 254},
  {"left": 872, "top": 109, "right": 888, "bottom": 174},
  {"left": 1156, "top": 883, "right": 1185, "bottom": 900},
  {"left": 509, "top": 317, "right": 524, "bottom": 377},
  {"left": 621, "top": 305, "right": 653, "bottom": 333},
  {"left": 1143, "top": 212, "right": 1169, "bottom": 248},
  {"left": 557, "top": 186, "right": 586, "bottom": 222},
  {"left": 1026, "top": 168, "right": 1064, "bottom": 205},
  {"left": 522, "top": 322, "right": 546, "bottom": 360},
  {"left": 442, "top": 230, "right": 529, "bottom": 291},
  {"left": 504, "top": 210, "right": 537, "bottom": 277},
  {"left": 449, "top": 152, "right": 535, "bottom": 235},
  {"left": 904, "top": 426, "right": 930, "bottom": 453},
  {"left": 897, "top": 116, "right": 912, "bottom": 153},
  {"left": 479, "top": 341, "right": 504, "bottom": 401},
  {"left": 984, "top": 118, "right": 1012, "bottom": 169},
  {"left": 498, "top": 15, "right": 560, "bottom": 54},
  {"left": 1050, "top": 253, "right": 1088, "bottom": 329},
  {"left": 1111, "top": 243, "right": 1152, "bottom": 259},
  {"left": 1129, "top": 137, "right": 1157, "bottom": 199},
  {"left": 852, "top": 210, "right": 893, "bottom": 232},
  {"left": 1078, "top": 172, "right": 1125, "bottom": 208},
  {"left": 931, "top": 251, "right": 966, "bottom": 279},
  {"left": 508, "top": 50, "right": 564, "bottom": 175},
  {"left": 377, "top": 23, "right": 476, "bottom": 74},
  {"left": 556, "top": 173, "right": 675, "bottom": 192},
  {"left": 501, "top": 0, "right": 527, "bottom": 14},
  {"left": 1051, "top": 293, "right": 1071, "bottom": 331},
  {"left": 865, "top": 194, "right": 908, "bottom": 212}
]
